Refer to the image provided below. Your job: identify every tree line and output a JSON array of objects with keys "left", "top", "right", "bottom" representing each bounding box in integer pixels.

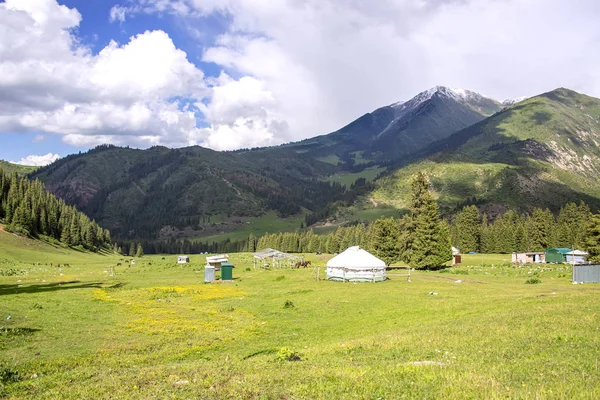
[
  {"left": 0, "top": 167, "right": 112, "bottom": 250},
  {"left": 450, "top": 202, "right": 593, "bottom": 253}
]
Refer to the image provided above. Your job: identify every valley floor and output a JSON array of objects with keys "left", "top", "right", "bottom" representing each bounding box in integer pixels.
[{"left": 1, "top": 235, "right": 599, "bottom": 398}]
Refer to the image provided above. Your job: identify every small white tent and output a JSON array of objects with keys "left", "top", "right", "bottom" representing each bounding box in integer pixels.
[
  {"left": 177, "top": 255, "right": 190, "bottom": 264},
  {"left": 326, "top": 246, "right": 386, "bottom": 282}
]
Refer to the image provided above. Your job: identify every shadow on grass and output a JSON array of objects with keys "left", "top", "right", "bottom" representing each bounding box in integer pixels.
[
  {"left": 0, "top": 327, "right": 41, "bottom": 337},
  {"left": 0, "top": 281, "right": 126, "bottom": 296}
]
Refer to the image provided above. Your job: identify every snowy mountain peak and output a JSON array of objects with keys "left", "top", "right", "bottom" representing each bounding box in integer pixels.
[
  {"left": 400, "top": 86, "right": 493, "bottom": 109},
  {"left": 501, "top": 96, "right": 529, "bottom": 106}
]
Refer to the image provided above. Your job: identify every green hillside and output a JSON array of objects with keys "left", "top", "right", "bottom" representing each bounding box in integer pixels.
[
  {"left": 0, "top": 225, "right": 117, "bottom": 267},
  {"left": 0, "top": 160, "right": 37, "bottom": 175},
  {"left": 372, "top": 88, "right": 600, "bottom": 213}
]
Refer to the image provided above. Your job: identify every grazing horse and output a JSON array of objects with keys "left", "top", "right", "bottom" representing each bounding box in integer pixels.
[{"left": 295, "top": 260, "right": 312, "bottom": 268}]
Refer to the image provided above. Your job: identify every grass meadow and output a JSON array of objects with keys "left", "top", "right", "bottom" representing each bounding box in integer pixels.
[{"left": 1, "top": 231, "right": 599, "bottom": 399}]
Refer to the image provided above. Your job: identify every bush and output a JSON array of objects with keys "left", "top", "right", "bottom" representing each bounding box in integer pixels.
[
  {"left": 0, "top": 365, "right": 20, "bottom": 384},
  {"left": 525, "top": 277, "right": 541, "bottom": 284},
  {"left": 283, "top": 300, "right": 295, "bottom": 309},
  {"left": 276, "top": 347, "right": 301, "bottom": 362},
  {"left": 0, "top": 268, "right": 26, "bottom": 277}
]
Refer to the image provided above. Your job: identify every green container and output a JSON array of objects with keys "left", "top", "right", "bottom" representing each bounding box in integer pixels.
[
  {"left": 545, "top": 248, "right": 572, "bottom": 263},
  {"left": 221, "top": 262, "right": 234, "bottom": 280}
]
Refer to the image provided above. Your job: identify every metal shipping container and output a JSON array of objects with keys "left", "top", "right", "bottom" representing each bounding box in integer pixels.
[{"left": 573, "top": 265, "right": 600, "bottom": 283}]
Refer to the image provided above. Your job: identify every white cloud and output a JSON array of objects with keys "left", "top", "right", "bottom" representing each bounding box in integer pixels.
[
  {"left": 198, "top": 73, "right": 292, "bottom": 150},
  {"left": 109, "top": 5, "right": 127, "bottom": 23},
  {"left": 12, "top": 153, "right": 60, "bottom": 166},
  {"left": 113, "top": 0, "right": 600, "bottom": 150},
  {"left": 0, "top": 0, "right": 208, "bottom": 148},
  {"left": 4, "top": 0, "right": 600, "bottom": 151}
]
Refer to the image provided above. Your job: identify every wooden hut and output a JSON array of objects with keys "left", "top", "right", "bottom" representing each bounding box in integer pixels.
[
  {"left": 512, "top": 252, "right": 546, "bottom": 264},
  {"left": 206, "top": 254, "right": 229, "bottom": 270}
]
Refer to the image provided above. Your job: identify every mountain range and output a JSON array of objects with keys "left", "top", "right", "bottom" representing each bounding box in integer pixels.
[{"left": 7, "top": 86, "right": 600, "bottom": 242}]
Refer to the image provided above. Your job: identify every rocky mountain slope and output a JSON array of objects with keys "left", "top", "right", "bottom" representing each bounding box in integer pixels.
[{"left": 286, "top": 86, "right": 502, "bottom": 167}]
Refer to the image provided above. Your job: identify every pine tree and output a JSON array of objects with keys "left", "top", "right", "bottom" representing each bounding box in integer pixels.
[
  {"left": 585, "top": 214, "right": 600, "bottom": 262},
  {"left": 369, "top": 217, "right": 400, "bottom": 265},
  {"left": 451, "top": 205, "right": 480, "bottom": 253},
  {"left": 326, "top": 233, "right": 340, "bottom": 254},
  {"left": 401, "top": 172, "right": 452, "bottom": 269},
  {"left": 61, "top": 222, "right": 72, "bottom": 245},
  {"left": 70, "top": 216, "right": 81, "bottom": 246},
  {"left": 136, "top": 244, "right": 144, "bottom": 258},
  {"left": 528, "top": 208, "right": 555, "bottom": 251},
  {"left": 515, "top": 216, "right": 528, "bottom": 251},
  {"left": 247, "top": 233, "right": 257, "bottom": 253},
  {"left": 480, "top": 213, "right": 493, "bottom": 253}
]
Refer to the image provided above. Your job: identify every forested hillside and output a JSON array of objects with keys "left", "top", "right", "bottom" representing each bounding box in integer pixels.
[
  {"left": 0, "top": 167, "right": 111, "bottom": 250},
  {"left": 30, "top": 145, "right": 350, "bottom": 240}
]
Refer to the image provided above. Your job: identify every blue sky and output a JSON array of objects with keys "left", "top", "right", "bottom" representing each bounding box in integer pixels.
[
  {"left": 1, "top": 0, "right": 229, "bottom": 164},
  {"left": 2, "top": 0, "right": 600, "bottom": 165}
]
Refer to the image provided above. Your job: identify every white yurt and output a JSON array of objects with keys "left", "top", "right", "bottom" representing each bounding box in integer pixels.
[{"left": 326, "top": 246, "right": 387, "bottom": 282}]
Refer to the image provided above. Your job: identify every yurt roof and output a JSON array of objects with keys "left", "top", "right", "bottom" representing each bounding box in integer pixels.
[{"left": 326, "top": 246, "right": 386, "bottom": 269}]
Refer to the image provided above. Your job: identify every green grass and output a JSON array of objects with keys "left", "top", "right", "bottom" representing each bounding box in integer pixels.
[
  {"left": 350, "top": 151, "right": 375, "bottom": 166},
  {"left": 315, "top": 154, "right": 341, "bottom": 165},
  {"left": 327, "top": 167, "right": 385, "bottom": 188},
  {"left": 0, "top": 161, "right": 38, "bottom": 175},
  {"left": 1, "top": 234, "right": 599, "bottom": 398},
  {"left": 193, "top": 211, "right": 306, "bottom": 243}
]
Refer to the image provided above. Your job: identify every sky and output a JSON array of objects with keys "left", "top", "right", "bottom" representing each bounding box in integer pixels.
[{"left": 2, "top": 0, "right": 600, "bottom": 165}]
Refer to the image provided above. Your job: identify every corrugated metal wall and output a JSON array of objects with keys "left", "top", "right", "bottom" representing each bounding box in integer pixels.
[{"left": 573, "top": 265, "right": 600, "bottom": 283}]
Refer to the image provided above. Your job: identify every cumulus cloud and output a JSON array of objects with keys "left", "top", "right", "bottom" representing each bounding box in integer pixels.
[
  {"left": 0, "top": 0, "right": 207, "bottom": 148},
  {"left": 109, "top": 0, "right": 600, "bottom": 150},
  {"left": 12, "top": 153, "right": 60, "bottom": 166},
  {"left": 4, "top": 0, "right": 600, "bottom": 151}
]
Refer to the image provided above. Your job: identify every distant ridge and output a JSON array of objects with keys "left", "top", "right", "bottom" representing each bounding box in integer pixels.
[{"left": 0, "top": 160, "right": 38, "bottom": 175}]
